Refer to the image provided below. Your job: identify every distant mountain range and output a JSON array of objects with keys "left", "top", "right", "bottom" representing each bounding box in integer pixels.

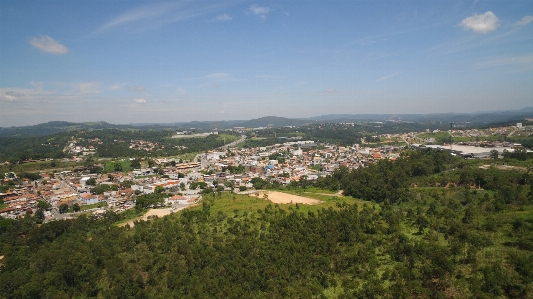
[{"left": 1, "top": 107, "right": 532, "bottom": 137}]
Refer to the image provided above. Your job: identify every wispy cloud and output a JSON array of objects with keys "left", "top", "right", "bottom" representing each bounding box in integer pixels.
[
  {"left": 376, "top": 72, "right": 401, "bottom": 82},
  {"left": 96, "top": 1, "right": 236, "bottom": 33},
  {"left": 201, "top": 73, "right": 230, "bottom": 79},
  {"left": 0, "top": 81, "right": 101, "bottom": 103},
  {"left": 29, "top": 35, "right": 68, "bottom": 54},
  {"left": 249, "top": 4, "right": 271, "bottom": 19},
  {"left": 256, "top": 75, "right": 285, "bottom": 79},
  {"left": 516, "top": 15, "right": 533, "bottom": 26},
  {"left": 75, "top": 82, "right": 101, "bottom": 94},
  {"left": 478, "top": 54, "right": 533, "bottom": 72},
  {"left": 459, "top": 11, "right": 499, "bottom": 34},
  {"left": 214, "top": 13, "right": 232, "bottom": 22},
  {"left": 99, "top": 2, "right": 177, "bottom": 32}
]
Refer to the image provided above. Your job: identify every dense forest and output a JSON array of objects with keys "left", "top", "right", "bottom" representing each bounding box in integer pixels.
[{"left": 1, "top": 150, "right": 532, "bottom": 298}]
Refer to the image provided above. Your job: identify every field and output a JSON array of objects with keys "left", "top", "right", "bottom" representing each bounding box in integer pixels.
[{"left": 104, "top": 160, "right": 132, "bottom": 172}]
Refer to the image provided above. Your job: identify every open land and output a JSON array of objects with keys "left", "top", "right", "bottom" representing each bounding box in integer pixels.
[
  {"left": 119, "top": 207, "right": 186, "bottom": 227},
  {"left": 253, "top": 190, "right": 322, "bottom": 205}
]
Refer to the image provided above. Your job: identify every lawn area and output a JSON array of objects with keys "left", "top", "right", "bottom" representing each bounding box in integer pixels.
[{"left": 104, "top": 160, "right": 131, "bottom": 173}]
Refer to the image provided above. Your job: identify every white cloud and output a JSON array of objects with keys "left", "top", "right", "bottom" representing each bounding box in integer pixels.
[
  {"left": 176, "top": 87, "right": 186, "bottom": 95},
  {"left": 214, "top": 13, "right": 232, "bottom": 21},
  {"left": 249, "top": 5, "right": 271, "bottom": 18},
  {"left": 133, "top": 98, "right": 147, "bottom": 104},
  {"left": 459, "top": 11, "right": 498, "bottom": 33},
  {"left": 29, "top": 35, "right": 68, "bottom": 54},
  {"left": 325, "top": 88, "right": 336, "bottom": 93},
  {"left": 516, "top": 15, "right": 533, "bottom": 26}
]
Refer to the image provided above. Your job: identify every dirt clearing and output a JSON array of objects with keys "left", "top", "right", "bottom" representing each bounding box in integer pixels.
[
  {"left": 119, "top": 207, "right": 186, "bottom": 227},
  {"left": 253, "top": 191, "right": 322, "bottom": 205}
]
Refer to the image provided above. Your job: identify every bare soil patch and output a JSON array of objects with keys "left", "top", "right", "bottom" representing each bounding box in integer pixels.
[
  {"left": 252, "top": 191, "right": 322, "bottom": 205},
  {"left": 119, "top": 207, "right": 186, "bottom": 227}
]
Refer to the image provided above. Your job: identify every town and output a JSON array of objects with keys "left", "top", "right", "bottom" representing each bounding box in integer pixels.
[{"left": 1, "top": 122, "right": 531, "bottom": 222}]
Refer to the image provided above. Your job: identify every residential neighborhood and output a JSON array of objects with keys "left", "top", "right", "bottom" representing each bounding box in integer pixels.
[{"left": 2, "top": 121, "right": 531, "bottom": 221}]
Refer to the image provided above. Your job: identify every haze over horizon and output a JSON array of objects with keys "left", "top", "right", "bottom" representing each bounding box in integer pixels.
[{"left": 1, "top": 0, "right": 532, "bottom": 127}]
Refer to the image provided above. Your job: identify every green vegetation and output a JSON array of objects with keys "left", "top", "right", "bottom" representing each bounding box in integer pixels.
[{"left": 104, "top": 160, "right": 132, "bottom": 173}]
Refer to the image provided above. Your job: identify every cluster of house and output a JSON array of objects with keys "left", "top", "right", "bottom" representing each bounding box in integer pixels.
[{"left": 129, "top": 139, "right": 164, "bottom": 152}]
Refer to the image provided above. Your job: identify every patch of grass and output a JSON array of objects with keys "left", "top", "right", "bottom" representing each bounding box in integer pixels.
[
  {"left": 178, "top": 153, "right": 197, "bottom": 162},
  {"left": 104, "top": 160, "right": 131, "bottom": 173},
  {"left": 80, "top": 202, "right": 104, "bottom": 211}
]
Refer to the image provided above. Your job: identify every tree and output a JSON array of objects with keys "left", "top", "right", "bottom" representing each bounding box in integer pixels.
[
  {"left": 147, "top": 159, "right": 155, "bottom": 168},
  {"left": 239, "top": 186, "right": 247, "bottom": 191},
  {"left": 59, "top": 204, "right": 69, "bottom": 214},
  {"left": 490, "top": 149, "right": 499, "bottom": 160},
  {"left": 34, "top": 208, "right": 45, "bottom": 223},
  {"left": 84, "top": 155, "right": 95, "bottom": 167},
  {"left": 114, "top": 163, "right": 123, "bottom": 172},
  {"left": 130, "top": 159, "right": 141, "bottom": 169},
  {"left": 154, "top": 186, "right": 165, "bottom": 194},
  {"left": 37, "top": 200, "right": 51, "bottom": 209},
  {"left": 121, "top": 180, "right": 134, "bottom": 189},
  {"left": 73, "top": 203, "right": 81, "bottom": 212},
  {"left": 86, "top": 178, "right": 96, "bottom": 186}
]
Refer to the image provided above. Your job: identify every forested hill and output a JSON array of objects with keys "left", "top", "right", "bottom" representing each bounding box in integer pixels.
[
  {"left": 239, "top": 116, "right": 312, "bottom": 128},
  {"left": 1, "top": 150, "right": 532, "bottom": 298},
  {"left": 0, "top": 121, "right": 133, "bottom": 137}
]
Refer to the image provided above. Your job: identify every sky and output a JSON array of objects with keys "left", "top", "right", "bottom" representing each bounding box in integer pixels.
[{"left": 1, "top": 0, "right": 532, "bottom": 127}]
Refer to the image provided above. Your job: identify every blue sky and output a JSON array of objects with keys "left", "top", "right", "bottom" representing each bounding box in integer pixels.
[{"left": 1, "top": 0, "right": 532, "bottom": 126}]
